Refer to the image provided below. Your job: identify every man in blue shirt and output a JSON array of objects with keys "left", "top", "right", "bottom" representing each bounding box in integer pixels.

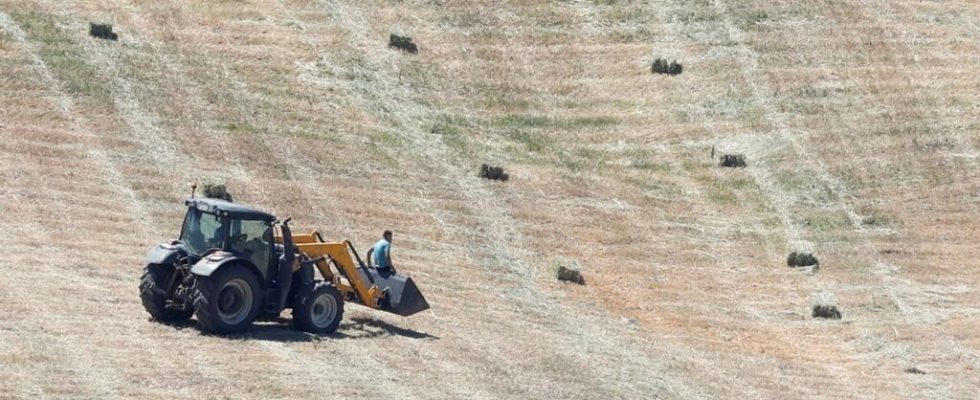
[{"left": 367, "top": 230, "right": 394, "bottom": 272}]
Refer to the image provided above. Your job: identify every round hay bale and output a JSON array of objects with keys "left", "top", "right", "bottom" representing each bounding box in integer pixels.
[
  {"left": 719, "top": 154, "right": 747, "bottom": 168},
  {"left": 89, "top": 22, "right": 118, "bottom": 41},
  {"left": 479, "top": 163, "right": 509, "bottom": 181},
  {"left": 787, "top": 252, "right": 819, "bottom": 267},
  {"left": 388, "top": 34, "right": 418, "bottom": 54},
  {"left": 812, "top": 305, "right": 841, "bottom": 319},
  {"left": 203, "top": 183, "right": 233, "bottom": 202},
  {"left": 651, "top": 58, "right": 683, "bottom": 75},
  {"left": 556, "top": 265, "right": 584, "bottom": 285}
]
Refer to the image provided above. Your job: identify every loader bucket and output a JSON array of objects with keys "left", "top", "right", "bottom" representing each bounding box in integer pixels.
[{"left": 358, "top": 268, "right": 430, "bottom": 316}]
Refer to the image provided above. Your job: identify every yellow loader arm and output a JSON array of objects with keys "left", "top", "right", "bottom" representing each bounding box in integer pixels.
[{"left": 275, "top": 231, "right": 429, "bottom": 316}]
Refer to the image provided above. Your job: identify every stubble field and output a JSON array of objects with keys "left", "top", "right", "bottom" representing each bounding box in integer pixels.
[{"left": 1, "top": 0, "right": 978, "bottom": 399}]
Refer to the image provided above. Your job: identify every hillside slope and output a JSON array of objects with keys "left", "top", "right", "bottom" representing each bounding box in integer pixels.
[{"left": 1, "top": 1, "right": 978, "bottom": 399}]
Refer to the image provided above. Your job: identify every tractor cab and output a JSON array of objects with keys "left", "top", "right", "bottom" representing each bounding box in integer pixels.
[{"left": 180, "top": 198, "right": 278, "bottom": 277}]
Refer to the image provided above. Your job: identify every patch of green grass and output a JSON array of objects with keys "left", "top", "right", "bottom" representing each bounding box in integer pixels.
[
  {"left": 430, "top": 114, "right": 470, "bottom": 136},
  {"left": 593, "top": 0, "right": 628, "bottom": 5},
  {"left": 11, "top": 11, "right": 109, "bottom": 99},
  {"left": 570, "top": 116, "right": 619, "bottom": 128},
  {"left": 223, "top": 121, "right": 263, "bottom": 135},
  {"left": 557, "top": 150, "right": 584, "bottom": 172},
  {"left": 497, "top": 114, "right": 552, "bottom": 128},
  {"left": 630, "top": 159, "right": 670, "bottom": 172},
  {"left": 681, "top": 158, "right": 709, "bottom": 171},
  {"left": 708, "top": 185, "right": 737, "bottom": 205},
  {"left": 606, "top": 27, "right": 655, "bottom": 43},
  {"left": 775, "top": 170, "right": 840, "bottom": 204},
  {"left": 726, "top": 178, "right": 752, "bottom": 190},
  {"left": 428, "top": 114, "right": 491, "bottom": 156},
  {"left": 508, "top": 130, "right": 552, "bottom": 153},
  {"left": 495, "top": 114, "right": 619, "bottom": 130},
  {"left": 474, "top": 83, "right": 536, "bottom": 109},
  {"left": 677, "top": 8, "right": 720, "bottom": 23},
  {"left": 646, "top": 181, "right": 681, "bottom": 200},
  {"left": 763, "top": 215, "right": 782, "bottom": 228},
  {"left": 550, "top": 147, "right": 611, "bottom": 172},
  {"left": 740, "top": 10, "right": 771, "bottom": 28},
  {"left": 859, "top": 207, "right": 893, "bottom": 227},
  {"left": 576, "top": 148, "right": 608, "bottom": 169},
  {"left": 623, "top": 175, "right": 680, "bottom": 201},
  {"left": 360, "top": 129, "right": 404, "bottom": 167},
  {"left": 376, "top": 130, "right": 404, "bottom": 148},
  {"left": 803, "top": 213, "right": 848, "bottom": 232},
  {"left": 601, "top": 6, "right": 653, "bottom": 24},
  {"left": 430, "top": 122, "right": 460, "bottom": 136},
  {"left": 775, "top": 170, "right": 806, "bottom": 191},
  {"left": 286, "top": 127, "right": 338, "bottom": 142}
]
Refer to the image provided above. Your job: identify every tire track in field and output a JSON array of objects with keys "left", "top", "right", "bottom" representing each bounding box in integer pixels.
[
  {"left": 70, "top": 2, "right": 414, "bottom": 397},
  {"left": 703, "top": 0, "right": 975, "bottom": 397},
  {"left": 0, "top": 16, "right": 132, "bottom": 397},
  {"left": 0, "top": 9, "right": 155, "bottom": 236},
  {"left": 131, "top": 3, "right": 426, "bottom": 397},
  {"left": 304, "top": 1, "right": 702, "bottom": 398},
  {"left": 839, "top": 1, "right": 980, "bottom": 395},
  {"left": 666, "top": 0, "right": 873, "bottom": 396},
  {"left": 1, "top": 8, "right": 272, "bottom": 399}
]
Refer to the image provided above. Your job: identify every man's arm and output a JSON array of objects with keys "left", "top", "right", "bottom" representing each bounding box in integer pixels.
[
  {"left": 385, "top": 245, "right": 392, "bottom": 266},
  {"left": 366, "top": 246, "right": 374, "bottom": 267}
]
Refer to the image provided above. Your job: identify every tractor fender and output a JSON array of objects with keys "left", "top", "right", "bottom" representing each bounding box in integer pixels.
[
  {"left": 190, "top": 252, "right": 263, "bottom": 282},
  {"left": 145, "top": 243, "right": 184, "bottom": 265}
]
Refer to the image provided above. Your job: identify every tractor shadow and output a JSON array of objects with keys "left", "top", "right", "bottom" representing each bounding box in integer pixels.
[
  {"left": 335, "top": 316, "right": 439, "bottom": 340},
  {"left": 239, "top": 316, "right": 439, "bottom": 342}
]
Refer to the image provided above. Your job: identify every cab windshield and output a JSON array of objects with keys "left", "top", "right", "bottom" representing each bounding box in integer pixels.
[{"left": 180, "top": 209, "right": 225, "bottom": 256}]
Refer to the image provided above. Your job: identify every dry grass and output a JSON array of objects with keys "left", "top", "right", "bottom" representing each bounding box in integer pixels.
[{"left": 1, "top": 0, "right": 979, "bottom": 399}]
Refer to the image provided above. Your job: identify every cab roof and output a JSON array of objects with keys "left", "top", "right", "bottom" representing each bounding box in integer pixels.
[{"left": 185, "top": 197, "right": 276, "bottom": 221}]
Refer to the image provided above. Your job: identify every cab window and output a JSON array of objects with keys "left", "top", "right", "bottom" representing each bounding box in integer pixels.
[{"left": 228, "top": 219, "right": 273, "bottom": 268}]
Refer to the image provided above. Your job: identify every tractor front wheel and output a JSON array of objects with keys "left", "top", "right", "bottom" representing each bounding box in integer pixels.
[
  {"left": 193, "top": 266, "right": 261, "bottom": 334},
  {"left": 293, "top": 282, "right": 344, "bottom": 334},
  {"left": 139, "top": 263, "right": 193, "bottom": 322}
]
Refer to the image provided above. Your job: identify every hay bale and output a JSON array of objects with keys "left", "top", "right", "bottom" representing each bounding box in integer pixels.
[
  {"left": 812, "top": 305, "right": 841, "bottom": 319},
  {"left": 89, "top": 23, "right": 118, "bottom": 41},
  {"left": 203, "top": 184, "right": 233, "bottom": 202},
  {"left": 651, "top": 58, "right": 682, "bottom": 75},
  {"left": 556, "top": 265, "right": 585, "bottom": 285},
  {"left": 787, "top": 252, "right": 819, "bottom": 267},
  {"left": 388, "top": 34, "right": 418, "bottom": 54},
  {"left": 719, "top": 154, "right": 746, "bottom": 168},
  {"left": 479, "top": 164, "right": 509, "bottom": 181}
]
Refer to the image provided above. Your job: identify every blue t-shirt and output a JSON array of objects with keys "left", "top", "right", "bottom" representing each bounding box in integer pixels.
[{"left": 373, "top": 239, "right": 391, "bottom": 268}]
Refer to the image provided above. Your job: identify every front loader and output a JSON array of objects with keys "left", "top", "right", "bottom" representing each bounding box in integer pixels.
[{"left": 139, "top": 197, "right": 429, "bottom": 334}]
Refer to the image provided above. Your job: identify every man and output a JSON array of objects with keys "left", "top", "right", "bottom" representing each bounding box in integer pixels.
[{"left": 367, "top": 230, "right": 394, "bottom": 272}]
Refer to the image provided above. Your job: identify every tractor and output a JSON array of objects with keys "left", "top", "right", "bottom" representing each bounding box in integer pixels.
[{"left": 139, "top": 197, "right": 429, "bottom": 334}]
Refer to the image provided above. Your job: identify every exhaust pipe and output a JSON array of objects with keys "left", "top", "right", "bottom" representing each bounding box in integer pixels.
[{"left": 275, "top": 218, "right": 294, "bottom": 310}]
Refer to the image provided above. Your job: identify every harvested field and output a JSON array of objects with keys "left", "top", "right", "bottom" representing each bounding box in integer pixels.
[{"left": 1, "top": 0, "right": 979, "bottom": 399}]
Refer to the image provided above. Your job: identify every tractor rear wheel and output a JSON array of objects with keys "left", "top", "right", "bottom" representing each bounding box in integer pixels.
[
  {"left": 193, "top": 266, "right": 261, "bottom": 334},
  {"left": 139, "top": 263, "right": 193, "bottom": 322},
  {"left": 293, "top": 282, "right": 344, "bottom": 334}
]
